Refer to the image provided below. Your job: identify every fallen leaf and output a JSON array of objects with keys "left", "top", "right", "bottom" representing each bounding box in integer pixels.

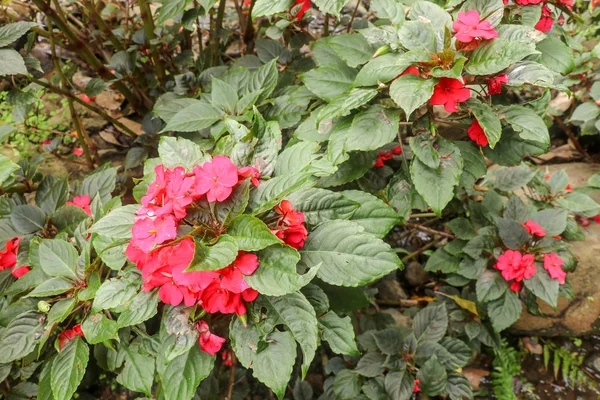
[{"left": 462, "top": 368, "right": 489, "bottom": 391}]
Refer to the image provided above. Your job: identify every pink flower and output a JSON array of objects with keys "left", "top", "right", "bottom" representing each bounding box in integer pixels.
[
  {"left": 557, "top": 0, "right": 573, "bottom": 5},
  {"left": 131, "top": 215, "right": 177, "bottom": 253},
  {"left": 200, "top": 280, "right": 246, "bottom": 315},
  {"left": 515, "top": 0, "right": 543, "bottom": 4},
  {"left": 468, "top": 120, "right": 489, "bottom": 147},
  {"left": 158, "top": 282, "right": 199, "bottom": 306},
  {"left": 495, "top": 250, "right": 536, "bottom": 282},
  {"left": 197, "top": 321, "right": 226, "bottom": 356},
  {"left": 141, "top": 165, "right": 194, "bottom": 220},
  {"left": 238, "top": 166, "right": 261, "bottom": 187},
  {"left": 141, "top": 238, "right": 196, "bottom": 292},
  {"left": 453, "top": 11, "right": 498, "bottom": 43},
  {"left": 487, "top": 74, "right": 508, "bottom": 95},
  {"left": 535, "top": 6, "right": 553, "bottom": 32},
  {"left": 430, "top": 78, "right": 471, "bottom": 113},
  {"left": 66, "top": 195, "right": 92, "bottom": 215},
  {"left": 193, "top": 156, "right": 238, "bottom": 202},
  {"left": 73, "top": 147, "right": 84, "bottom": 157},
  {"left": 543, "top": 253, "right": 566, "bottom": 284},
  {"left": 218, "top": 252, "right": 259, "bottom": 293},
  {"left": 524, "top": 220, "right": 546, "bottom": 237},
  {"left": 59, "top": 324, "right": 84, "bottom": 349}
]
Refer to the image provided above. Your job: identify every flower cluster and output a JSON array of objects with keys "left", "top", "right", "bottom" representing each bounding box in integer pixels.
[
  {"left": 125, "top": 156, "right": 306, "bottom": 356},
  {"left": 512, "top": 0, "right": 572, "bottom": 32},
  {"left": 0, "top": 237, "right": 30, "bottom": 278},
  {"left": 495, "top": 220, "right": 566, "bottom": 291},
  {"left": 374, "top": 145, "right": 403, "bottom": 168}
]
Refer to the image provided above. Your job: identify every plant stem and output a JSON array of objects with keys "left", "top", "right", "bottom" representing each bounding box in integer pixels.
[
  {"left": 242, "top": 0, "right": 255, "bottom": 54},
  {"left": 406, "top": 223, "right": 455, "bottom": 239},
  {"left": 401, "top": 237, "right": 444, "bottom": 263},
  {"left": 347, "top": 0, "right": 360, "bottom": 32},
  {"left": 212, "top": 0, "right": 227, "bottom": 65},
  {"left": 82, "top": 0, "right": 126, "bottom": 51},
  {"left": 409, "top": 212, "right": 437, "bottom": 218},
  {"left": 137, "top": 0, "right": 166, "bottom": 84},
  {"left": 29, "top": 77, "right": 139, "bottom": 138},
  {"left": 47, "top": 26, "right": 96, "bottom": 168},
  {"left": 323, "top": 14, "right": 330, "bottom": 36},
  {"left": 226, "top": 352, "right": 237, "bottom": 400},
  {"left": 31, "top": 0, "right": 142, "bottom": 111}
]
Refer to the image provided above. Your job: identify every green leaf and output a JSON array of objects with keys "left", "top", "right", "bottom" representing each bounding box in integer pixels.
[
  {"left": 230, "top": 318, "right": 296, "bottom": 400},
  {"left": 536, "top": 36, "right": 574, "bottom": 75},
  {"left": 11, "top": 205, "right": 46, "bottom": 234},
  {"left": 252, "top": 0, "right": 294, "bottom": 17},
  {"left": 154, "top": 98, "right": 199, "bottom": 123},
  {"left": 496, "top": 218, "right": 529, "bottom": 250},
  {"left": 390, "top": 75, "right": 436, "bottom": 120},
  {"left": 35, "top": 177, "right": 69, "bottom": 215},
  {"left": 186, "top": 235, "right": 239, "bottom": 272},
  {"left": 245, "top": 244, "right": 319, "bottom": 296},
  {"left": 500, "top": 105, "right": 549, "bottom": 146},
  {"left": 25, "top": 277, "right": 75, "bottom": 297},
  {"left": 425, "top": 248, "right": 460, "bottom": 273},
  {"left": 487, "top": 290, "right": 522, "bottom": 332},
  {"left": 81, "top": 313, "right": 118, "bottom": 344},
  {"left": 51, "top": 337, "right": 89, "bottom": 400},
  {"left": 248, "top": 172, "right": 313, "bottom": 215},
  {"left": 117, "top": 345, "right": 155, "bottom": 395},
  {"left": 531, "top": 209, "right": 567, "bottom": 236},
  {"left": 467, "top": 99, "right": 502, "bottom": 148},
  {"left": 370, "top": 0, "right": 404, "bottom": 24},
  {"left": 51, "top": 206, "right": 89, "bottom": 236},
  {"left": 409, "top": 135, "right": 440, "bottom": 169},
  {"left": 316, "top": 88, "right": 379, "bottom": 123},
  {"left": 494, "top": 165, "right": 536, "bottom": 191},
  {"left": 0, "top": 49, "right": 27, "bottom": 76},
  {"left": 408, "top": 1, "right": 452, "bottom": 29},
  {"left": 345, "top": 105, "right": 399, "bottom": 151},
  {"left": 398, "top": 21, "right": 437, "bottom": 52},
  {"left": 47, "top": 299, "right": 76, "bottom": 326},
  {"left": 465, "top": 39, "right": 538, "bottom": 75},
  {"left": 0, "top": 154, "right": 19, "bottom": 186},
  {"left": 245, "top": 59, "right": 279, "bottom": 103},
  {"left": 313, "top": 0, "right": 348, "bottom": 17},
  {"left": 476, "top": 270, "right": 508, "bottom": 302},
  {"left": 160, "top": 345, "right": 214, "bottom": 400},
  {"left": 446, "top": 218, "right": 476, "bottom": 240},
  {"left": 157, "top": 0, "right": 188, "bottom": 24},
  {"left": 570, "top": 102, "right": 600, "bottom": 123},
  {"left": 88, "top": 204, "right": 138, "bottom": 239},
  {"left": 356, "top": 352, "right": 386, "bottom": 377},
  {"left": 329, "top": 34, "right": 373, "bottom": 67},
  {"left": 211, "top": 77, "right": 238, "bottom": 113},
  {"left": 504, "top": 196, "right": 529, "bottom": 222},
  {"left": 158, "top": 136, "right": 211, "bottom": 169},
  {"left": 0, "top": 22, "right": 37, "bottom": 47},
  {"left": 262, "top": 292, "right": 319, "bottom": 378},
  {"left": 37, "top": 239, "right": 78, "bottom": 280},
  {"left": 300, "top": 62, "right": 357, "bottom": 101},
  {"left": 483, "top": 127, "right": 547, "bottom": 166},
  {"left": 341, "top": 190, "right": 401, "bottom": 238},
  {"left": 410, "top": 141, "right": 463, "bottom": 216},
  {"left": 162, "top": 101, "right": 224, "bottom": 132},
  {"left": 227, "top": 215, "right": 282, "bottom": 251},
  {"left": 334, "top": 370, "right": 362, "bottom": 399},
  {"left": 384, "top": 369, "right": 414, "bottom": 400},
  {"left": 92, "top": 235, "right": 127, "bottom": 271},
  {"left": 318, "top": 151, "right": 377, "bottom": 188},
  {"left": 77, "top": 166, "right": 117, "bottom": 204},
  {"left": 447, "top": 373, "right": 473, "bottom": 400},
  {"left": 525, "top": 268, "right": 559, "bottom": 308},
  {"left": 505, "top": 61, "right": 557, "bottom": 89},
  {"left": 354, "top": 52, "right": 413, "bottom": 87},
  {"left": 274, "top": 142, "right": 320, "bottom": 176},
  {"left": 286, "top": 188, "right": 360, "bottom": 225},
  {"left": 416, "top": 355, "right": 447, "bottom": 396},
  {"left": 84, "top": 78, "right": 109, "bottom": 98},
  {"left": 92, "top": 278, "right": 137, "bottom": 312},
  {"left": 556, "top": 193, "right": 600, "bottom": 214},
  {"left": 318, "top": 311, "right": 360, "bottom": 356},
  {"left": 117, "top": 290, "right": 159, "bottom": 328},
  {"left": 0, "top": 311, "right": 43, "bottom": 363},
  {"left": 461, "top": 0, "right": 503, "bottom": 26},
  {"left": 301, "top": 220, "right": 402, "bottom": 287},
  {"left": 497, "top": 24, "right": 546, "bottom": 43},
  {"left": 413, "top": 303, "right": 448, "bottom": 344}
]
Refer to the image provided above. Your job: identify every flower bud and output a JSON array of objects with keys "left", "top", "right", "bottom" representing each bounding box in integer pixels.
[{"left": 38, "top": 301, "right": 51, "bottom": 313}]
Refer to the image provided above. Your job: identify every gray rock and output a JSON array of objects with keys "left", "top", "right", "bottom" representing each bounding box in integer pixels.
[
  {"left": 381, "top": 308, "right": 413, "bottom": 328},
  {"left": 375, "top": 273, "right": 408, "bottom": 300},
  {"left": 404, "top": 261, "right": 430, "bottom": 287}
]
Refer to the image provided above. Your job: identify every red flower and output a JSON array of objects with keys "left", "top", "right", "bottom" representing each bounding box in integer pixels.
[
  {"left": 557, "top": 0, "right": 573, "bottom": 6},
  {"left": 392, "top": 145, "right": 402, "bottom": 155},
  {"left": 509, "top": 281, "right": 522, "bottom": 292},
  {"left": 221, "top": 350, "right": 233, "bottom": 367},
  {"left": 59, "top": 324, "right": 84, "bottom": 349},
  {"left": 291, "top": 0, "right": 310, "bottom": 20},
  {"left": 558, "top": 14, "right": 565, "bottom": 26},
  {"left": 495, "top": 250, "right": 536, "bottom": 283},
  {"left": 80, "top": 94, "right": 92, "bottom": 104},
  {"left": 272, "top": 201, "right": 308, "bottom": 249},
  {"left": 218, "top": 252, "right": 259, "bottom": 293},
  {"left": 66, "top": 195, "right": 92, "bottom": 216},
  {"left": 452, "top": 11, "right": 498, "bottom": 43},
  {"left": 73, "top": 147, "right": 84, "bottom": 157},
  {"left": 467, "top": 120, "right": 489, "bottom": 147},
  {"left": 593, "top": 216, "right": 600, "bottom": 224},
  {"left": 535, "top": 6, "right": 553, "bottom": 32},
  {"left": 543, "top": 253, "right": 566, "bottom": 284},
  {"left": 413, "top": 379, "right": 421, "bottom": 393},
  {"left": 11, "top": 266, "right": 30, "bottom": 278},
  {"left": 238, "top": 166, "right": 261, "bottom": 187},
  {"left": 565, "top": 184, "right": 572, "bottom": 192},
  {"left": 0, "top": 237, "right": 20, "bottom": 271},
  {"left": 197, "top": 321, "right": 226, "bottom": 356},
  {"left": 515, "top": 0, "right": 543, "bottom": 4},
  {"left": 199, "top": 280, "right": 246, "bottom": 315},
  {"left": 524, "top": 220, "right": 546, "bottom": 237},
  {"left": 400, "top": 66, "right": 420, "bottom": 77},
  {"left": 430, "top": 78, "right": 471, "bottom": 113},
  {"left": 193, "top": 156, "right": 239, "bottom": 202},
  {"left": 487, "top": 74, "right": 508, "bottom": 95},
  {"left": 374, "top": 158, "right": 385, "bottom": 168}
]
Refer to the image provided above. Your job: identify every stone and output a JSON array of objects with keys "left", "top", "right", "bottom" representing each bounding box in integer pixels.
[
  {"left": 403, "top": 261, "right": 430, "bottom": 287},
  {"left": 375, "top": 273, "right": 408, "bottom": 301},
  {"left": 511, "top": 162, "right": 600, "bottom": 336}
]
